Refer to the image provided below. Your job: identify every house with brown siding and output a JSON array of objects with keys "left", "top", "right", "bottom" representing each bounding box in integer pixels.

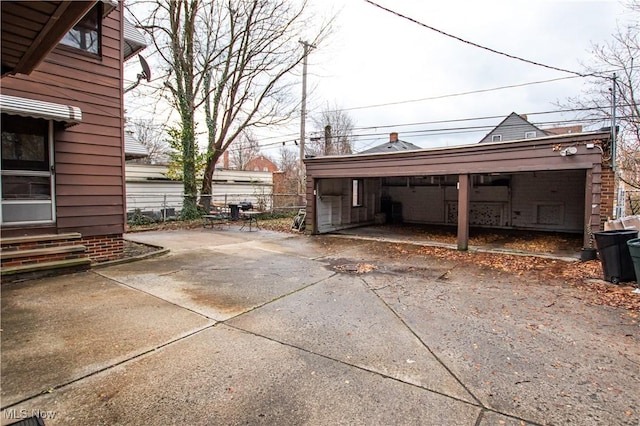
[
  {"left": 304, "top": 131, "right": 614, "bottom": 253},
  {"left": 1, "top": 1, "right": 146, "bottom": 277}
]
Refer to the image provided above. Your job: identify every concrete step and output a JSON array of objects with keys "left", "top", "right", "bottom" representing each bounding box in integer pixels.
[
  {"left": 1, "top": 245, "right": 86, "bottom": 261},
  {"left": 1, "top": 257, "right": 91, "bottom": 279},
  {"left": 1, "top": 233, "right": 89, "bottom": 282}
]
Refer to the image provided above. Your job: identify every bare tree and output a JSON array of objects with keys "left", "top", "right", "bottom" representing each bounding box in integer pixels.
[
  {"left": 277, "top": 145, "right": 301, "bottom": 194},
  {"left": 562, "top": 2, "right": 640, "bottom": 190},
  {"left": 129, "top": 0, "right": 332, "bottom": 214},
  {"left": 308, "top": 103, "right": 355, "bottom": 156},
  {"left": 127, "top": 118, "right": 170, "bottom": 164},
  {"left": 199, "top": 0, "right": 332, "bottom": 201},
  {"left": 228, "top": 130, "right": 260, "bottom": 170},
  {"left": 277, "top": 145, "right": 298, "bottom": 174},
  {"left": 129, "top": 0, "right": 221, "bottom": 217}
]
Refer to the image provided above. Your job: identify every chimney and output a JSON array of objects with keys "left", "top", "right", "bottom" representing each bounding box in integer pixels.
[
  {"left": 223, "top": 150, "right": 229, "bottom": 169},
  {"left": 519, "top": 114, "right": 528, "bottom": 121},
  {"left": 389, "top": 132, "right": 398, "bottom": 143}
]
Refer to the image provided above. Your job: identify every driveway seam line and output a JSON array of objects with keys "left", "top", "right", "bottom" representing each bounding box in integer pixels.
[
  {"left": 92, "top": 270, "right": 217, "bottom": 321},
  {"left": 361, "top": 276, "right": 485, "bottom": 407},
  {"left": 219, "top": 272, "right": 339, "bottom": 321},
  {"left": 0, "top": 322, "right": 217, "bottom": 411},
  {"left": 222, "top": 322, "right": 481, "bottom": 410},
  {"left": 225, "top": 322, "right": 546, "bottom": 426},
  {"left": 474, "top": 409, "right": 485, "bottom": 426}
]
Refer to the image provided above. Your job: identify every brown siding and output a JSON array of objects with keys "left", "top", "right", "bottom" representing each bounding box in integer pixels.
[{"left": 1, "top": 6, "right": 125, "bottom": 237}]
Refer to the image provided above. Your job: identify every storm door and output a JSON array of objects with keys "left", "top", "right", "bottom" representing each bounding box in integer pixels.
[{"left": 1, "top": 114, "right": 55, "bottom": 224}]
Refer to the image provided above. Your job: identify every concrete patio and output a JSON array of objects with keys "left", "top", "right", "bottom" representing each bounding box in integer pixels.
[{"left": 1, "top": 228, "right": 638, "bottom": 425}]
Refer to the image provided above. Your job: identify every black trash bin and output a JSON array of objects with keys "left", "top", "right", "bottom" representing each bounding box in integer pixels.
[
  {"left": 627, "top": 238, "right": 640, "bottom": 284},
  {"left": 594, "top": 230, "right": 638, "bottom": 283},
  {"left": 228, "top": 203, "right": 240, "bottom": 221}
]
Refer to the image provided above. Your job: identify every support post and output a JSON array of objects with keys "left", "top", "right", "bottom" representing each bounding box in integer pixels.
[
  {"left": 457, "top": 174, "right": 471, "bottom": 251},
  {"left": 299, "top": 40, "right": 314, "bottom": 204},
  {"left": 584, "top": 169, "right": 594, "bottom": 248}
]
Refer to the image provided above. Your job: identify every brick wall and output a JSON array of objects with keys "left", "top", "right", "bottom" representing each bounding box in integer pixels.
[
  {"left": 1, "top": 235, "right": 88, "bottom": 270},
  {"left": 600, "top": 166, "right": 616, "bottom": 228},
  {"left": 82, "top": 234, "right": 124, "bottom": 263},
  {"left": 245, "top": 156, "right": 278, "bottom": 172}
]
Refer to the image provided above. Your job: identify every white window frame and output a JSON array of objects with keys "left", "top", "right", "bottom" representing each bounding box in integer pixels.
[
  {"left": 0, "top": 120, "right": 56, "bottom": 225},
  {"left": 352, "top": 179, "right": 363, "bottom": 207},
  {"left": 524, "top": 131, "right": 536, "bottom": 139},
  {"left": 491, "top": 134, "right": 502, "bottom": 142}
]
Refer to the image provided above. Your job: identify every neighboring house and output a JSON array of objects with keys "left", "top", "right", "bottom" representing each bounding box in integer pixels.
[
  {"left": 479, "top": 112, "right": 548, "bottom": 143},
  {"left": 304, "top": 130, "right": 614, "bottom": 252},
  {"left": 1, "top": 1, "right": 146, "bottom": 271},
  {"left": 124, "top": 132, "right": 150, "bottom": 161},
  {"left": 245, "top": 155, "right": 278, "bottom": 172},
  {"left": 359, "top": 132, "right": 421, "bottom": 154},
  {"left": 125, "top": 164, "right": 274, "bottom": 215}
]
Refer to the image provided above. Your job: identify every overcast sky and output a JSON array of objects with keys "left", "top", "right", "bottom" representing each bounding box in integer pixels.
[
  {"left": 125, "top": 0, "right": 630, "bottom": 158},
  {"left": 297, "top": 0, "right": 630, "bottom": 153}
]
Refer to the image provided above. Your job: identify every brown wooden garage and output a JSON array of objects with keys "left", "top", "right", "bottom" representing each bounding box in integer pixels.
[{"left": 304, "top": 131, "right": 613, "bottom": 251}]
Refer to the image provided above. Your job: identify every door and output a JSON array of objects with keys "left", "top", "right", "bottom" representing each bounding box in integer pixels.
[{"left": 1, "top": 115, "right": 55, "bottom": 225}]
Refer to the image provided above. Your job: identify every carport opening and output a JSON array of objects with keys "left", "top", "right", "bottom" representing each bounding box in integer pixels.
[{"left": 314, "top": 170, "right": 587, "bottom": 257}]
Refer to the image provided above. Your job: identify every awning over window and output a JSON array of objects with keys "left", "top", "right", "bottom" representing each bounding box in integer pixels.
[
  {"left": 0, "top": 94, "right": 82, "bottom": 127},
  {"left": 124, "top": 19, "right": 147, "bottom": 61}
]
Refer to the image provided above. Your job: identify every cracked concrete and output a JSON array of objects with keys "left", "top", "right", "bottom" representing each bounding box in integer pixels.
[{"left": 1, "top": 228, "right": 638, "bottom": 425}]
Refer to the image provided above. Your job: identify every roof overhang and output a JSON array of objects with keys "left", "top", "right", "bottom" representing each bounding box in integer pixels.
[
  {"left": 1, "top": 1, "right": 99, "bottom": 77},
  {"left": 0, "top": 94, "right": 82, "bottom": 127},
  {"left": 305, "top": 132, "right": 611, "bottom": 178},
  {"left": 123, "top": 18, "right": 147, "bottom": 61},
  {"left": 124, "top": 133, "right": 149, "bottom": 159}
]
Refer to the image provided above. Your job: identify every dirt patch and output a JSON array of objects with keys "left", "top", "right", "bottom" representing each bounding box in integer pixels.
[
  {"left": 123, "top": 240, "right": 160, "bottom": 258},
  {"left": 182, "top": 287, "right": 249, "bottom": 315}
]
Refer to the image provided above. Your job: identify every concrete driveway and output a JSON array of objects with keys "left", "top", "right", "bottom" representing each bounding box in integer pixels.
[{"left": 1, "top": 228, "right": 638, "bottom": 425}]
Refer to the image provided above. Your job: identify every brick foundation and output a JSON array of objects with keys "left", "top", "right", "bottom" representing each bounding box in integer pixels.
[
  {"left": 600, "top": 166, "right": 616, "bottom": 229},
  {"left": 81, "top": 234, "right": 124, "bottom": 263}
]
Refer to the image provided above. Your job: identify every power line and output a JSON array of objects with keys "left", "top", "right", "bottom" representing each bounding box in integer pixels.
[
  {"left": 251, "top": 113, "right": 606, "bottom": 153},
  {"left": 332, "top": 76, "right": 580, "bottom": 112},
  {"left": 346, "top": 107, "right": 610, "bottom": 133},
  {"left": 364, "top": 0, "right": 589, "bottom": 77},
  {"left": 347, "top": 117, "right": 604, "bottom": 143}
]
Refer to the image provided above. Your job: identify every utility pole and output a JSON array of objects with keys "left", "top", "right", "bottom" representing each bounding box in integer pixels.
[
  {"left": 611, "top": 73, "right": 617, "bottom": 172},
  {"left": 299, "top": 40, "right": 314, "bottom": 204},
  {"left": 324, "top": 125, "right": 332, "bottom": 155}
]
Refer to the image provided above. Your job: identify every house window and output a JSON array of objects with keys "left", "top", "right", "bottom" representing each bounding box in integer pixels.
[
  {"left": 352, "top": 179, "right": 363, "bottom": 207},
  {"left": 60, "top": 3, "right": 102, "bottom": 55},
  {"left": 524, "top": 131, "right": 536, "bottom": 139},
  {"left": 491, "top": 134, "right": 502, "bottom": 142},
  {"left": 1, "top": 115, "right": 55, "bottom": 224}
]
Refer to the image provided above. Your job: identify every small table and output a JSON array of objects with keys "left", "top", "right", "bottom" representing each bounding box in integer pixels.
[
  {"left": 240, "top": 211, "right": 261, "bottom": 231},
  {"left": 202, "top": 214, "right": 229, "bottom": 230}
]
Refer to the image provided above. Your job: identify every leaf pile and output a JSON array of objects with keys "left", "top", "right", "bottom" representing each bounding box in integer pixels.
[
  {"left": 405, "top": 245, "right": 640, "bottom": 312},
  {"left": 334, "top": 263, "right": 377, "bottom": 274}
]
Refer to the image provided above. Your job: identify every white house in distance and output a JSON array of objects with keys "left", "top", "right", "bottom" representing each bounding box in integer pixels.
[{"left": 125, "top": 164, "right": 273, "bottom": 218}]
